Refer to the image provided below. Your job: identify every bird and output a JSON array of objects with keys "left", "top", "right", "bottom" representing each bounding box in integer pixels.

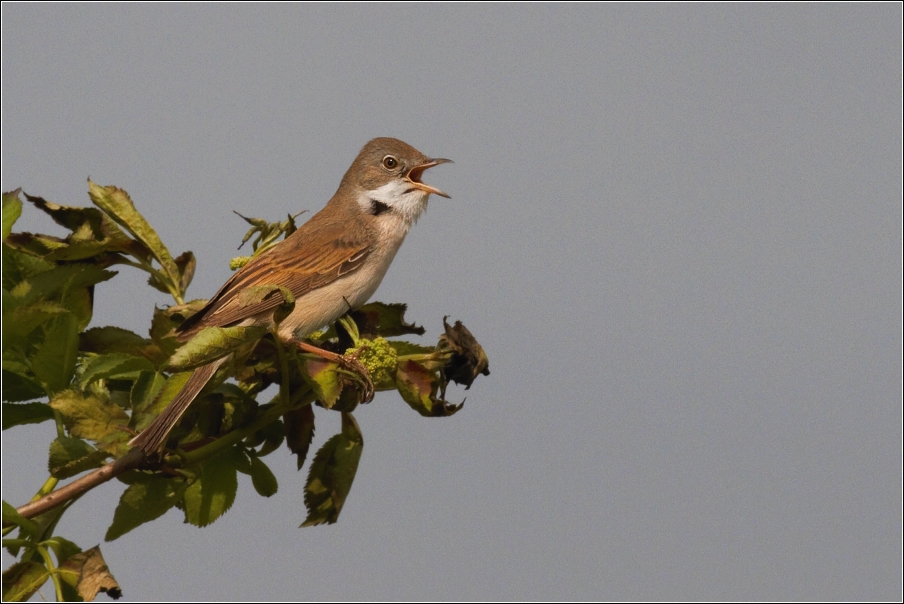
[{"left": 129, "top": 137, "right": 451, "bottom": 454}]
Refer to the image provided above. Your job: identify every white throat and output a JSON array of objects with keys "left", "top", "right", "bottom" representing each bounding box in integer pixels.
[{"left": 358, "top": 179, "right": 430, "bottom": 228}]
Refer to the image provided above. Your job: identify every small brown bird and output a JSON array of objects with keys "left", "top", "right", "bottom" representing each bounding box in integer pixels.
[{"left": 130, "top": 138, "right": 451, "bottom": 454}]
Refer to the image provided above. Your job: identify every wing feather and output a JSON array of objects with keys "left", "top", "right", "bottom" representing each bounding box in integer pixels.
[{"left": 176, "top": 227, "right": 371, "bottom": 338}]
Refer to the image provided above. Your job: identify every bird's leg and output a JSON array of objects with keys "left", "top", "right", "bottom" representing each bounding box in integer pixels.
[{"left": 293, "top": 340, "right": 375, "bottom": 402}]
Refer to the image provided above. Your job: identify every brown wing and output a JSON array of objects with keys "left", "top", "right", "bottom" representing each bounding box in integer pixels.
[{"left": 177, "top": 225, "right": 371, "bottom": 338}]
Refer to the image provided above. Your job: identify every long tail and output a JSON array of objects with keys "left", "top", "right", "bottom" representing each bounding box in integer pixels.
[{"left": 129, "top": 357, "right": 227, "bottom": 455}]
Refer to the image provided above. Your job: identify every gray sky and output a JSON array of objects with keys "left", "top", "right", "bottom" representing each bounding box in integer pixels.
[{"left": 2, "top": 4, "right": 901, "bottom": 601}]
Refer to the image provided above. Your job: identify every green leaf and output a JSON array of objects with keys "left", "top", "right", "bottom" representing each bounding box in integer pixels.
[
  {"left": 23, "top": 192, "right": 102, "bottom": 233},
  {"left": 48, "top": 437, "right": 108, "bottom": 479},
  {"left": 59, "top": 284, "right": 95, "bottom": 332},
  {"left": 80, "top": 326, "right": 150, "bottom": 354},
  {"left": 131, "top": 371, "right": 192, "bottom": 431},
  {"left": 80, "top": 326, "right": 168, "bottom": 368},
  {"left": 175, "top": 250, "right": 196, "bottom": 294},
  {"left": 1, "top": 368, "right": 46, "bottom": 403},
  {"left": 2, "top": 402, "right": 54, "bottom": 429},
  {"left": 248, "top": 455, "right": 279, "bottom": 497},
  {"left": 300, "top": 358, "right": 341, "bottom": 409},
  {"left": 166, "top": 325, "right": 268, "bottom": 371},
  {"left": 2, "top": 190, "right": 23, "bottom": 240},
  {"left": 31, "top": 313, "right": 81, "bottom": 395},
  {"left": 9, "top": 263, "right": 115, "bottom": 307},
  {"left": 48, "top": 390, "right": 130, "bottom": 456},
  {"left": 1, "top": 301, "right": 69, "bottom": 351},
  {"left": 148, "top": 306, "right": 181, "bottom": 359},
  {"left": 1, "top": 560, "right": 49, "bottom": 602},
  {"left": 88, "top": 180, "right": 181, "bottom": 296},
  {"left": 5, "top": 263, "right": 112, "bottom": 334},
  {"left": 233, "top": 210, "right": 305, "bottom": 256},
  {"left": 3, "top": 231, "right": 70, "bottom": 258},
  {"left": 129, "top": 370, "right": 165, "bottom": 413},
  {"left": 59, "top": 577, "right": 82, "bottom": 602},
  {"left": 105, "top": 474, "right": 188, "bottom": 541},
  {"left": 245, "top": 415, "right": 284, "bottom": 457},
  {"left": 2, "top": 500, "right": 40, "bottom": 540},
  {"left": 182, "top": 446, "right": 242, "bottom": 527},
  {"left": 301, "top": 412, "right": 363, "bottom": 527},
  {"left": 8, "top": 233, "right": 134, "bottom": 263},
  {"left": 40, "top": 538, "right": 83, "bottom": 601},
  {"left": 57, "top": 545, "right": 122, "bottom": 601},
  {"left": 2, "top": 243, "right": 56, "bottom": 292},
  {"left": 284, "top": 404, "right": 315, "bottom": 469},
  {"left": 47, "top": 239, "right": 124, "bottom": 262},
  {"left": 77, "top": 353, "right": 155, "bottom": 390},
  {"left": 21, "top": 191, "right": 151, "bottom": 262},
  {"left": 42, "top": 536, "right": 82, "bottom": 566}
]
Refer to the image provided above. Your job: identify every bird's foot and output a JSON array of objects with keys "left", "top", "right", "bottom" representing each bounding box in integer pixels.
[{"left": 293, "top": 340, "right": 375, "bottom": 403}]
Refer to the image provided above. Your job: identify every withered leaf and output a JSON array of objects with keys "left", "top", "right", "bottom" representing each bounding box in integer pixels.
[
  {"left": 439, "top": 317, "right": 490, "bottom": 389},
  {"left": 58, "top": 546, "right": 122, "bottom": 600},
  {"left": 351, "top": 302, "right": 425, "bottom": 339}
]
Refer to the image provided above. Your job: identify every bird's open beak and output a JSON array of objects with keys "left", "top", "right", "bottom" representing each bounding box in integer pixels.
[{"left": 406, "top": 158, "right": 453, "bottom": 198}]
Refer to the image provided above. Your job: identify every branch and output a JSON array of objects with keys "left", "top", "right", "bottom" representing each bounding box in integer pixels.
[
  {"left": 8, "top": 449, "right": 145, "bottom": 525},
  {"left": 9, "top": 385, "right": 315, "bottom": 526}
]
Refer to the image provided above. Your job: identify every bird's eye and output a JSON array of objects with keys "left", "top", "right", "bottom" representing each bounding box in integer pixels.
[{"left": 382, "top": 155, "right": 399, "bottom": 170}]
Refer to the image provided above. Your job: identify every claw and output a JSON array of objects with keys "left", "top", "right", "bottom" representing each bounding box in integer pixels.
[
  {"left": 337, "top": 353, "right": 374, "bottom": 403},
  {"left": 294, "top": 340, "right": 374, "bottom": 403}
]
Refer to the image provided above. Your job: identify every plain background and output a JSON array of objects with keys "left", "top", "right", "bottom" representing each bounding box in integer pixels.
[{"left": 2, "top": 4, "right": 901, "bottom": 601}]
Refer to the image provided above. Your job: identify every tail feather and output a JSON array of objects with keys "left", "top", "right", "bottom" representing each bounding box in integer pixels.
[{"left": 129, "top": 358, "right": 226, "bottom": 455}]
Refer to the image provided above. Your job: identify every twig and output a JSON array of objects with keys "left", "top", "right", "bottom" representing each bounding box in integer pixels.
[{"left": 9, "top": 449, "right": 145, "bottom": 525}]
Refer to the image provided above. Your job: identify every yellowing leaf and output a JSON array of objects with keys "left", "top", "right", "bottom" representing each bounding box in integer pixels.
[
  {"left": 49, "top": 390, "right": 130, "bottom": 455},
  {"left": 88, "top": 180, "right": 181, "bottom": 299},
  {"left": 300, "top": 358, "right": 342, "bottom": 409}
]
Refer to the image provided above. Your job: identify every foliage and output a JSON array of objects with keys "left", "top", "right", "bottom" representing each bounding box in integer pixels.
[{"left": 1, "top": 185, "right": 489, "bottom": 601}]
